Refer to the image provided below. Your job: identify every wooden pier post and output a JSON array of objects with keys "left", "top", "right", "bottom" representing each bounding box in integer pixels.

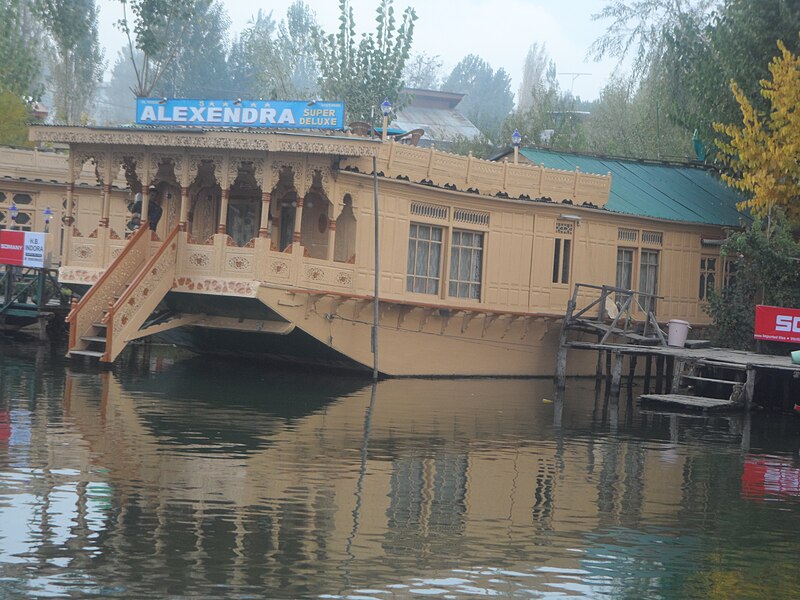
[
  {"left": 643, "top": 355, "right": 652, "bottom": 394},
  {"left": 555, "top": 292, "right": 578, "bottom": 390},
  {"left": 655, "top": 355, "right": 665, "bottom": 393},
  {"left": 744, "top": 366, "right": 756, "bottom": 411},
  {"left": 609, "top": 350, "right": 623, "bottom": 401}
]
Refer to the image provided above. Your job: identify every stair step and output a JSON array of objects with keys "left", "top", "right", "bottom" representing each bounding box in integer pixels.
[
  {"left": 92, "top": 322, "right": 107, "bottom": 328},
  {"left": 81, "top": 336, "right": 107, "bottom": 343},
  {"left": 69, "top": 349, "right": 105, "bottom": 358},
  {"left": 683, "top": 375, "right": 741, "bottom": 386},
  {"left": 640, "top": 393, "right": 738, "bottom": 410}
]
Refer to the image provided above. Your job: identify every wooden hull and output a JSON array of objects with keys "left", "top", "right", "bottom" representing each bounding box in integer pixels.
[{"left": 154, "top": 285, "right": 594, "bottom": 378}]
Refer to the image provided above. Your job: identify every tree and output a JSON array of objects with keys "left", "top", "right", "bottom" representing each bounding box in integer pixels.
[
  {"left": 316, "top": 0, "right": 417, "bottom": 123},
  {"left": 591, "top": 0, "right": 800, "bottom": 145},
  {"left": 714, "top": 42, "right": 800, "bottom": 221},
  {"left": 36, "top": 0, "right": 104, "bottom": 124},
  {"left": 239, "top": 2, "right": 320, "bottom": 100},
  {"left": 154, "top": 0, "right": 230, "bottom": 98},
  {"left": 589, "top": 0, "right": 714, "bottom": 82},
  {"left": 586, "top": 74, "right": 691, "bottom": 160},
  {"left": 97, "top": 49, "right": 141, "bottom": 124},
  {"left": 443, "top": 55, "right": 513, "bottom": 142},
  {"left": 705, "top": 211, "right": 800, "bottom": 351},
  {"left": 517, "top": 42, "right": 553, "bottom": 114},
  {"left": 403, "top": 52, "right": 443, "bottom": 90},
  {"left": 0, "top": 0, "right": 42, "bottom": 97},
  {"left": 115, "top": 0, "right": 199, "bottom": 97},
  {"left": 0, "top": 91, "right": 30, "bottom": 145}
]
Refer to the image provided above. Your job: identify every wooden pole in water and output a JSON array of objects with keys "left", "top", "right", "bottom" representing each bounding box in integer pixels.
[{"left": 371, "top": 154, "right": 380, "bottom": 381}]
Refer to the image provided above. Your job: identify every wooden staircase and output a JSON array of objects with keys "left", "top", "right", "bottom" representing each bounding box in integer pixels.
[{"left": 67, "top": 225, "right": 180, "bottom": 363}]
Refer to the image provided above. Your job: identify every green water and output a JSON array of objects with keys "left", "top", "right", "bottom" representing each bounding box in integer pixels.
[{"left": 2, "top": 339, "right": 800, "bottom": 599}]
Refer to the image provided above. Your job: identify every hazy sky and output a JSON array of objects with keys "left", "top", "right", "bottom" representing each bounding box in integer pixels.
[{"left": 97, "top": 0, "right": 620, "bottom": 101}]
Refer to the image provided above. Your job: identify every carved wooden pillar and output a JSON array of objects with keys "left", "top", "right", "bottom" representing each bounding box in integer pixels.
[
  {"left": 100, "top": 183, "right": 112, "bottom": 228},
  {"left": 259, "top": 192, "right": 271, "bottom": 237},
  {"left": 326, "top": 219, "right": 336, "bottom": 261},
  {"left": 217, "top": 188, "right": 230, "bottom": 234},
  {"left": 292, "top": 195, "right": 305, "bottom": 248},
  {"left": 95, "top": 151, "right": 116, "bottom": 228},
  {"left": 139, "top": 150, "right": 152, "bottom": 227},
  {"left": 179, "top": 186, "right": 190, "bottom": 232}
]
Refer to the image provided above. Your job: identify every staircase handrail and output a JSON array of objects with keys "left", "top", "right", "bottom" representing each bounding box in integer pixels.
[
  {"left": 67, "top": 224, "right": 152, "bottom": 351},
  {"left": 102, "top": 224, "right": 180, "bottom": 361}
]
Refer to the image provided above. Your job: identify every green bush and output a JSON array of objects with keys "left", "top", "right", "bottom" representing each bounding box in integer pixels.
[{"left": 705, "top": 210, "right": 800, "bottom": 351}]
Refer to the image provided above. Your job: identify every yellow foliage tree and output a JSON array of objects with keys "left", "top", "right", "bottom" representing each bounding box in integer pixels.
[{"left": 714, "top": 41, "right": 800, "bottom": 220}]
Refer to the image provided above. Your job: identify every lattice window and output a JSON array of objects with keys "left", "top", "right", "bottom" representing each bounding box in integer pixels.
[
  {"left": 410, "top": 201, "right": 449, "bottom": 220},
  {"left": 618, "top": 228, "right": 638, "bottom": 242},
  {"left": 642, "top": 230, "right": 663, "bottom": 246},
  {"left": 453, "top": 208, "right": 489, "bottom": 227},
  {"left": 555, "top": 221, "right": 574, "bottom": 235}
]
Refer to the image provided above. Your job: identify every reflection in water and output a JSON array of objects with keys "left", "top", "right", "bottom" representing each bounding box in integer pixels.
[{"left": 2, "top": 342, "right": 800, "bottom": 597}]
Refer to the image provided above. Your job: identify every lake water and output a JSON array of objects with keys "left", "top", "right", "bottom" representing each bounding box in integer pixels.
[{"left": 2, "top": 339, "right": 800, "bottom": 599}]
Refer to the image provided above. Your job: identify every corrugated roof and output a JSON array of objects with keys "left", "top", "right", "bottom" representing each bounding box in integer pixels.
[
  {"left": 519, "top": 147, "right": 746, "bottom": 226},
  {"left": 392, "top": 106, "right": 482, "bottom": 144}
]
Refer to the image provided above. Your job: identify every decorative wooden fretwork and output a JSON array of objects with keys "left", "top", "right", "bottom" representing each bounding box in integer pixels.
[
  {"left": 555, "top": 221, "right": 574, "bottom": 236},
  {"left": 410, "top": 201, "right": 449, "bottom": 220},
  {"left": 453, "top": 208, "right": 489, "bottom": 227},
  {"left": 642, "top": 230, "right": 663, "bottom": 246}
]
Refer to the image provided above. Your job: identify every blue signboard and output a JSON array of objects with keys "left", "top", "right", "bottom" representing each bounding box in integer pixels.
[{"left": 136, "top": 98, "right": 345, "bottom": 130}]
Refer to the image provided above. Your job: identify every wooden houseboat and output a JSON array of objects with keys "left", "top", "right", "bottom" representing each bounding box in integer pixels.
[{"left": 24, "top": 112, "right": 743, "bottom": 377}]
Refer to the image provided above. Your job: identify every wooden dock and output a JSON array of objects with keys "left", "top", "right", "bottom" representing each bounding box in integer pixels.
[{"left": 555, "top": 283, "right": 800, "bottom": 411}]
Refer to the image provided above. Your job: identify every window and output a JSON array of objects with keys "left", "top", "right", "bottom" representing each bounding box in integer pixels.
[
  {"left": 639, "top": 249, "right": 659, "bottom": 313},
  {"left": 407, "top": 223, "right": 443, "bottom": 294},
  {"left": 723, "top": 258, "right": 737, "bottom": 290},
  {"left": 699, "top": 256, "right": 717, "bottom": 300},
  {"left": 616, "top": 248, "right": 634, "bottom": 291},
  {"left": 449, "top": 230, "right": 483, "bottom": 299},
  {"left": 552, "top": 221, "right": 574, "bottom": 285},
  {"left": 13, "top": 193, "right": 33, "bottom": 205}
]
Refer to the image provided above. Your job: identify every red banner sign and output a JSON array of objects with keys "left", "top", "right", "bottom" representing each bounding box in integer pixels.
[
  {"left": 0, "top": 230, "right": 46, "bottom": 268},
  {"left": 754, "top": 305, "right": 800, "bottom": 344},
  {"left": 0, "top": 230, "right": 25, "bottom": 266}
]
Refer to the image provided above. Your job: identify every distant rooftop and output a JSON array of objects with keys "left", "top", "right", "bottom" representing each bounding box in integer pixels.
[{"left": 390, "top": 88, "right": 482, "bottom": 146}]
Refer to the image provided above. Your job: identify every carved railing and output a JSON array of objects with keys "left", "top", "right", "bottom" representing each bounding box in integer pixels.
[
  {"left": 343, "top": 142, "right": 612, "bottom": 206},
  {"left": 103, "top": 225, "right": 180, "bottom": 362},
  {"left": 67, "top": 224, "right": 151, "bottom": 352}
]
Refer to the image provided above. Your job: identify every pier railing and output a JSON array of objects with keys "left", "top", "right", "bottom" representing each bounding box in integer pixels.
[{"left": 567, "top": 283, "right": 666, "bottom": 345}]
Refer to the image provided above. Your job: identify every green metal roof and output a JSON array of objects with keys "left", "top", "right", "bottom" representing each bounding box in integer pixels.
[{"left": 519, "top": 147, "right": 747, "bottom": 226}]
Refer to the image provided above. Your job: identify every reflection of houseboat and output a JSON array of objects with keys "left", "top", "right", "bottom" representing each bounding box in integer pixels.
[{"left": 26, "top": 110, "right": 742, "bottom": 377}]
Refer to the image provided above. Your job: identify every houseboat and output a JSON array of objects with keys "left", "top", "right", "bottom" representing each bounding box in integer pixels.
[{"left": 23, "top": 100, "right": 743, "bottom": 377}]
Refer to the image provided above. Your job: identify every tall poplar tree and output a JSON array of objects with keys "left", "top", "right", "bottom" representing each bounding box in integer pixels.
[
  {"left": 115, "top": 0, "right": 198, "bottom": 97},
  {"left": 36, "top": 0, "right": 104, "bottom": 124},
  {"left": 0, "top": 0, "right": 41, "bottom": 97}
]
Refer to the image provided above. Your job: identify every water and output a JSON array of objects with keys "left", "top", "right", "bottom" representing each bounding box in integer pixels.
[{"left": 2, "top": 339, "right": 800, "bottom": 599}]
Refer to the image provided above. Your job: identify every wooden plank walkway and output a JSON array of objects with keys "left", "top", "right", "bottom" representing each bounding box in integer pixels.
[
  {"left": 640, "top": 394, "right": 737, "bottom": 411},
  {"left": 568, "top": 341, "right": 800, "bottom": 373}
]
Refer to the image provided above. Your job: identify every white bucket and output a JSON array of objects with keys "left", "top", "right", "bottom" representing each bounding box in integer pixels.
[{"left": 667, "top": 319, "right": 691, "bottom": 347}]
